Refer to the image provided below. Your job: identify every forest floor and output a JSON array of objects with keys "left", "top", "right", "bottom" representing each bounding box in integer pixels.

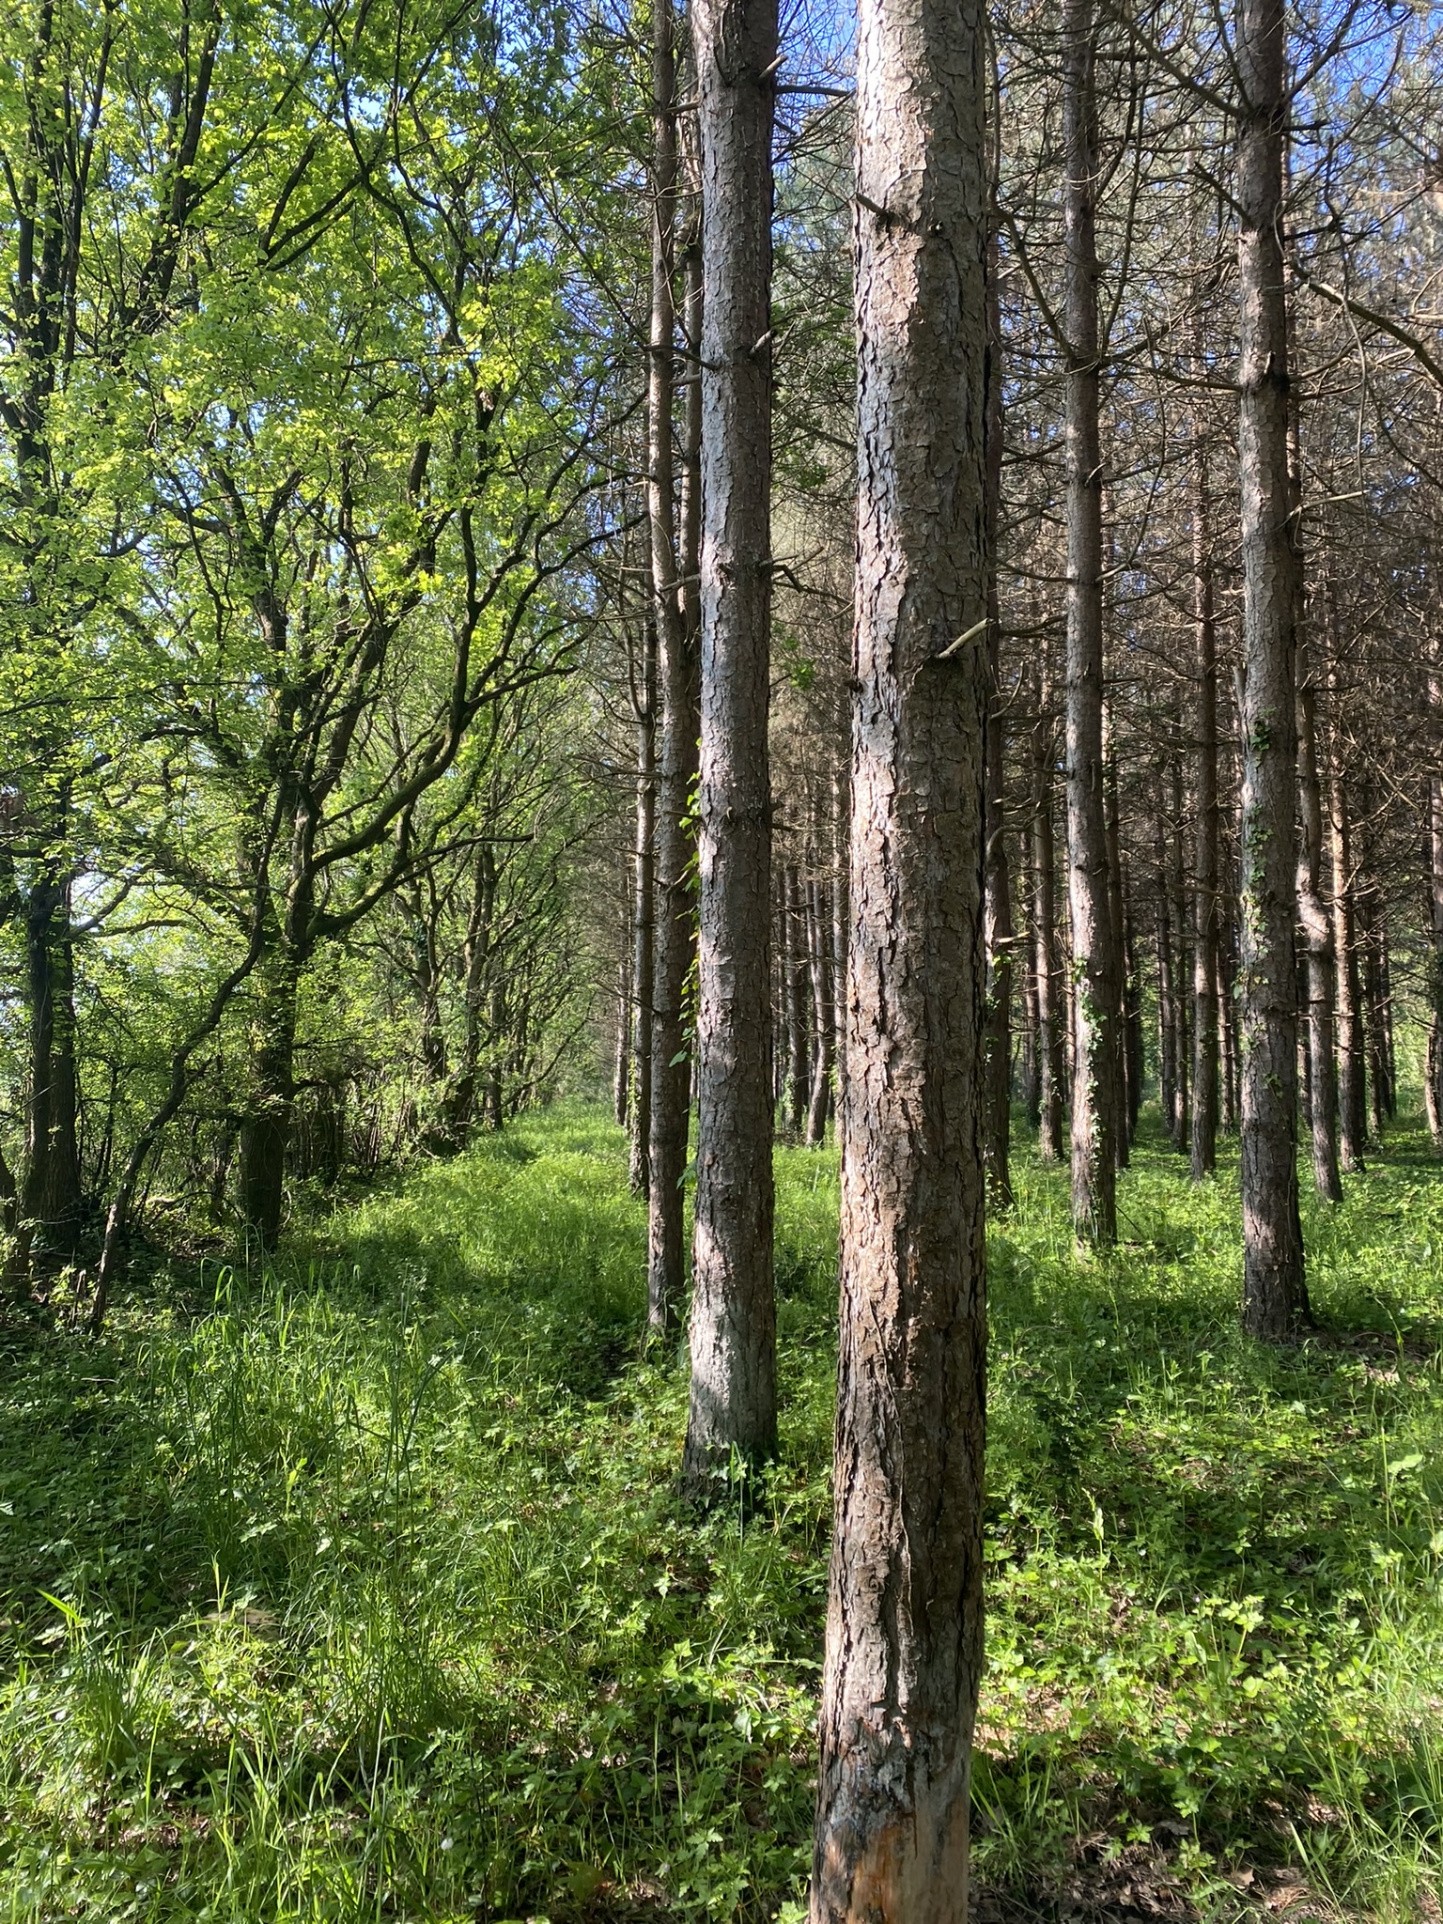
[{"left": 1, "top": 1107, "right": 1441, "bottom": 1924}]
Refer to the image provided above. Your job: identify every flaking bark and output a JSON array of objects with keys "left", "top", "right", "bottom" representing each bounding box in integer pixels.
[{"left": 810, "top": 0, "right": 989, "bottom": 1905}]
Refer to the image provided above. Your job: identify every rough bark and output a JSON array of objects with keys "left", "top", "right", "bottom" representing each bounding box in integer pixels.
[
  {"left": 785, "top": 865, "right": 810, "bottom": 1138},
  {"left": 614, "top": 942, "right": 631, "bottom": 1129},
  {"left": 1235, "top": 0, "right": 1308, "bottom": 1337},
  {"left": 810, "top": 0, "right": 989, "bottom": 1905},
  {"left": 1106, "top": 739, "right": 1133, "bottom": 1166},
  {"left": 1329, "top": 744, "right": 1366, "bottom": 1171},
  {"left": 1155, "top": 790, "right": 1179, "bottom": 1140},
  {"left": 682, "top": 0, "right": 778, "bottom": 1491},
  {"left": 805, "top": 851, "right": 837, "bottom": 1146},
  {"left": 646, "top": 0, "right": 700, "bottom": 1339},
  {"left": 1031, "top": 661, "right": 1066, "bottom": 1162},
  {"left": 1427, "top": 660, "right": 1443, "bottom": 1147},
  {"left": 1191, "top": 425, "right": 1221, "bottom": 1180},
  {"left": 630, "top": 622, "right": 658, "bottom": 1199},
  {"left": 1296, "top": 631, "right": 1341, "bottom": 1200},
  {"left": 982, "top": 238, "right": 1013, "bottom": 1211},
  {"left": 1062, "top": 0, "right": 1118, "bottom": 1243},
  {"left": 1167, "top": 753, "right": 1190, "bottom": 1152}
]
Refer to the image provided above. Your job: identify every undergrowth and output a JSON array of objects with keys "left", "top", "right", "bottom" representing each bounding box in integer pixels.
[{"left": 1, "top": 1106, "right": 1440, "bottom": 1921}]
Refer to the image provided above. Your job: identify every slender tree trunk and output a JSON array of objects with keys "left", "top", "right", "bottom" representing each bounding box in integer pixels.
[
  {"left": 830, "top": 776, "right": 848, "bottom": 1115},
  {"left": 1156, "top": 791, "right": 1178, "bottom": 1138},
  {"left": 1032, "top": 661, "right": 1066, "bottom": 1162},
  {"left": 1168, "top": 753, "right": 1190, "bottom": 1151},
  {"left": 631, "top": 623, "right": 658, "bottom": 1198},
  {"left": 1329, "top": 729, "right": 1366, "bottom": 1171},
  {"left": 646, "top": 0, "right": 700, "bottom": 1338},
  {"left": 682, "top": 0, "right": 778, "bottom": 1492},
  {"left": 1235, "top": 0, "right": 1308, "bottom": 1336},
  {"left": 1062, "top": 0, "right": 1117, "bottom": 1242},
  {"left": 1021, "top": 947, "right": 1041, "bottom": 1128},
  {"left": 1361, "top": 857, "right": 1390, "bottom": 1137},
  {"left": 1121, "top": 854, "right": 1143, "bottom": 1149},
  {"left": 20, "top": 869, "right": 84, "bottom": 1257},
  {"left": 805, "top": 850, "right": 836, "bottom": 1146},
  {"left": 1427, "top": 666, "right": 1443, "bottom": 1144},
  {"left": 811, "top": 0, "right": 989, "bottom": 1898},
  {"left": 614, "top": 942, "right": 631, "bottom": 1128},
  {"left": 485, "top": 970, "right": 506, "bottom": 1131},
  {"left": 785, "top": 865, "right": 809, "bottom": 1138},
  {"left": 983, "top": 233, "right": 1013, "bottom": 1210},
  {"left": 1220, "top": 894, "right": 1241, "bottom": 1135},
  {"left": 1191, "top": 429, "right": 1221, "bottom": 1179},
  {"left": 1296, "top": 631, "right": 1341, "bottom": 1200},
  {"left": 1115, "top": 734, "right": 1139, "bottom": 1162}
]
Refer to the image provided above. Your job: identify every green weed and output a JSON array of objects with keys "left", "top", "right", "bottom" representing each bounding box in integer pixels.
[{"left": 0, "top": 1105, "right": 1439, "bottom": 1919}]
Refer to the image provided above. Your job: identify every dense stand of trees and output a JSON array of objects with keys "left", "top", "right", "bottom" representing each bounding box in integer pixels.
[{"left": 4, "top": 0, "right": 1442, "bottom": 1909}]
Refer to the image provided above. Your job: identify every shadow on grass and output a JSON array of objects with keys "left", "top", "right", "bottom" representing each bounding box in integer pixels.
[{"left": 0, "top": 1106, "right": 1440, "bottom": 1921}]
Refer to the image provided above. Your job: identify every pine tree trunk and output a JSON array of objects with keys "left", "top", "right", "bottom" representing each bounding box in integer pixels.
[
  {"left": 1031, "top": 660, "right": 1066, "bottom": 1162},
  {"left": 1107, "top": 742, "right": 1132, "bottom": 1167},
  {"left": 830, "top": 777, "right": 849, "bottom": 1115},
  {"left": 1021, "top": 947, "right": 1041, "bottom": 1128},
  {"left": 1427, "top": 681, "right": 1443, "bottom": 1144},
  {"left": 1329, "top": 736, "right": 1367, "bottom": 1171},
  {"left": 810, "top": 0, "right": 988, "bottom": 1896},
  {"left": 785, "top": 865, "right": 809, "bottom": 1138},
  {"left": 1168, "top": 753, "right": 1190, "bottom": 1152},
  {"left": 1235, "top": 0, "right": 1308, "bottom": 1337},
  {"left": 983, "top": 233, "right": 1013, "bottom": 1210},
  {"left": 630, "top": 623, "right": 658, "bottom": 1199},
  {"left": 1191, "top": 427, "right": 1221, "bottom": 1179},
  {"left": 1155, "top": 793, "right": 1178, "bottom": 1139},
  {"left": 1220, "top": 895, "right": 1241, "bottom": 1135},
  {"left": 1062, "top": 0, "right": 1118, "bottom": 1242},
  {"left": 1296, "top": 631, "right": 1341, "bottom": 1200},
  {"left": 646, "top": 0, "right": 699, "bottom": 1338},
  {"left": 805, "top": 857, "right": 836, "bottom": 1146},
  {"left": 614, "top": 942, "right": 631, "bottom": 1128},
  {"left": 682, "top": 0, "right": 778, "bottom": 1493}
]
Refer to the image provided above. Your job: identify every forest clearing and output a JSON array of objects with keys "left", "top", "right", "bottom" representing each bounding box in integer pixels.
[
  {"left": 2, "top": 1108, "right": 1442, "bottom": 1922},
  {"left": 3, "top": 0, "right": 1443, "bottom": 1914}
]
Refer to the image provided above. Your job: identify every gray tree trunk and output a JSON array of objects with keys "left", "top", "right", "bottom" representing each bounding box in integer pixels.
[
  {"left": 805, "top": 858, "right": 836, "bottom": 1146},
  {"left": 1296, "top": 630, "right": 1341, "bottom": 1200},
  {"left": 1191, "top": 423, "right": 1221, "bottom": 1180},
  {"left": 646, "top": 0, "right": 699, "bottom": 1338},
  {"left": 630, "top": 621, "right": 657, "bottom": 1198},
  {"left": 1427, "top": 657, "right": 1443, "bottom": 1146},
  {"left": 681, "top": 0, "right": 778, "bottom": 1493},
  {"left": 785, "top": 864, "right": 810, "bottom": 1138},
  {"left": 1031, "top": 660, "right": 1066, "bottom": 1163},
  {"left": 809, "top": 0, "right": 989, "bottom": 1904},
  {"left": 983, "top": 236, "right": 1013, "bottom": 1211},
  {"left": 1062, "top": 0, "right": 1118, "bottom": 1243},
  {"left": 1235, "top": 0, "right": 1308, "bottom": 1337}
]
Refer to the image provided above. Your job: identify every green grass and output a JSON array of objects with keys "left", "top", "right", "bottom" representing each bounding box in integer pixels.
[{"left": 1, "top": 1104, "right": 1442, "bottom": 1921}]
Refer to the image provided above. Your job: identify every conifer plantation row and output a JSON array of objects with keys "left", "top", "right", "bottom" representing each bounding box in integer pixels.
[{"left": 2, "top": 0, "right": 1442, "bottom": 1918}]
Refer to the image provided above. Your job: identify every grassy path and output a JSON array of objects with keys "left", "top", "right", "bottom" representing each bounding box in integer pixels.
[{"left": 1, "top": 1106, "right": 1441, "bottom": 1920}]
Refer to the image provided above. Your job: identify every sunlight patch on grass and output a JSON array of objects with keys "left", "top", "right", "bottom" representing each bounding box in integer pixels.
[{"left": 0, "top": 1104, "right": 1440, "bottom": 1920}]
